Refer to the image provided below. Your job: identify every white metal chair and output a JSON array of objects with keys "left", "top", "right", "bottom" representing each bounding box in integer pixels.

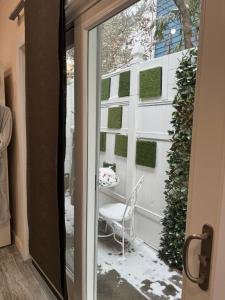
[{"left": 99, "top": 176, "right": 144, "bottom": 257}]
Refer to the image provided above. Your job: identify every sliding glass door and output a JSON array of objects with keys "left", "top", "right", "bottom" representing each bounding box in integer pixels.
[
  {"left": 65, "top": 25, "right": 75, "bottom": 298},
  {"left": 87, "top": 12, "right": 185, "bottom": 298},
  {"left": 65, "top": 45, "right": 75, "bottom": 276},
  {"left": 73, "top": 1, "right": 223, "bottom": 300}
]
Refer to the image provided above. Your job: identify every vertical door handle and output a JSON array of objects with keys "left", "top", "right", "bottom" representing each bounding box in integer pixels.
[{"left": 183, "top": 224, "right": 213, "bottom": 291}]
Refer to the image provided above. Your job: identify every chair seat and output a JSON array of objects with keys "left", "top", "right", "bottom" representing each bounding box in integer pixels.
[{"left": 99, "top": 203, "right": 132, "bottom": 222}]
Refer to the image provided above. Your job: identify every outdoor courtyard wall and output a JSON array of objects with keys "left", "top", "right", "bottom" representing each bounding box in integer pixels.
[
  {"left": 65, "top": 50, "right": 185, "bottom": 249},
  {"left": 99, "top": 51, "right": 184, "bottom": 250}
]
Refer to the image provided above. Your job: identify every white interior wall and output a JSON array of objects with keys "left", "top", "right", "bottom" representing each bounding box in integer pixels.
[
  {"left": 0, "top": 64, "right": 11, "bottom": 248},
  {"left": 0, "top": 0, "right": 27, "bottom": 259}
]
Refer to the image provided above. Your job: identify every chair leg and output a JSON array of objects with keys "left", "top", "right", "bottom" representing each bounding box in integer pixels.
[
  {"left": 122, "top": 222, "right": 125, "bottom": 257},
  {"left": 130, "top": 215, "right": 135, "bottom": 242},
  {"left": 104, "top": 222, "right": 108, "bottom": 233}
]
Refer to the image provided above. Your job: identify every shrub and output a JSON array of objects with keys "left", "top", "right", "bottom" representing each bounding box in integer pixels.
[{"left": 158, "top": 48, "right": 198, "bottom": 270}]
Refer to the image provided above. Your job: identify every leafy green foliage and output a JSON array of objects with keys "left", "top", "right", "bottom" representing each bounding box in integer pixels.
[
  {"left": 108, "top": 107, "right": 123, "bottom": 129},
  {"left": 101, "top": 78, "right": 111, "bottom": 101},
  {"left": 140, "top": 67, "right": 162, "bottom": 99},
  {"left": 119, "top": 71, "right": 130, "bottom": 97},
  {"left": 100, "top": 132, "right": 106, "bottom": 152},
  {"left": 115, "top": 135, "right": 128, "bottom": 157},
  {"left": 158, "top": 49, "right": 198, "bottom": 270},
  {"left": 136, "top": 140, "right": 157, "bottom": 168},
  {"left": 103, "top": 161, "right": 116, "bottom": 172}
]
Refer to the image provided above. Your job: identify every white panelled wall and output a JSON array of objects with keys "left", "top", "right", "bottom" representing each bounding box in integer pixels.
[
  {"left": 65, "top": 50, "right": 185, "bottom": 250},
  {"left": 99, "top": 51, "right": 185, "bottom": 250}
]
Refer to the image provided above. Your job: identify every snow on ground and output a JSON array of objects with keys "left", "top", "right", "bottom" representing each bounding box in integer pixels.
[
  {"left": 65, "top": 194, "right": 75, "bottom": 273},
  {"left": 97, "top": 237, "right": 182, "bottom": 300},
  {"left": 65, "top": 194, "right": 74, "bottom": 236},
  {"left": 65, "top": 195, "right": 182, "bottom": 299}
]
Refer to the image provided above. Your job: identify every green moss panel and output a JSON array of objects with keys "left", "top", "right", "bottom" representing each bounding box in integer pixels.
[
  {"left": 108, "top": 106, "right": 123, "bottom": 129},
  {"left": 101, "top": 78, "right": 111, "bottom": 101},
  {"left": 103, "top": 161, "right": 116, "bottom": 172},
  {"left": 115, "top": 135, "right": 128, "bottom": 157},
  {"left": 136, "top": 140, "right": 157, "bottom": 168},
  {"left": 140, "top": 67, "right": 162, "bottom": 99},
  {"left": 118, "top": 71, "right": 130, "bottom": 97},
  {"left": 100, "top": 132, "right": 106, "bottom": 152}
]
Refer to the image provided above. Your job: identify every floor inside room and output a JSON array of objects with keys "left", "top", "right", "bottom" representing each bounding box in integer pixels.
[{"left": 0, "top": 245, "right": 56, "bottom": 300}]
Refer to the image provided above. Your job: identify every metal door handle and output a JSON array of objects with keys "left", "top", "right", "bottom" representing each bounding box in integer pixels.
[
  {"left": 183, "top": 224, "right": 213, "bottom": 291},
  {"left": 183, "top": 233, "right": 208, "bottom": 284}
]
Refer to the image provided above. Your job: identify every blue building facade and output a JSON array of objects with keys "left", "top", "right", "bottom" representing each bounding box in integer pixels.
[{"left": 154, "top": 0, "right": 183, "bottom": 58}]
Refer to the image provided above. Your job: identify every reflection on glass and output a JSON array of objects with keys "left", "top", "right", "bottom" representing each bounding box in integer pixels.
[{"left": 65, "top": 47, "right": 75, "bottom": 275}]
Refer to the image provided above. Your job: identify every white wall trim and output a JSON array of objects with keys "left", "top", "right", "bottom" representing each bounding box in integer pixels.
[
  {"left": 135, "top": 205, "right": 163, "bottom": 222},
  {"left": 136, "top": 131, "right": 170, "bottom": 142},
  {"left": 102, "top": 67, "right": 131, "bottom": 78},
  {"left": 100, "top": 189, "right": 163, "bottom": 222},
  {"left": 100, "top": 188, "right": 126, "bottom": 202},
  {"left": 15, "top": 38, "right": 30, "bottom": 260},
  {"left": 138, "top": 99, "right": 173, "bottom": 107},
  {"left": 100, "top": 130, "right": 170, "bottom": 141},
  {"left": 100, "top": 128, "right": 128, "bottom": 135},
  {"left": 100, "top": 95, "right": 174, "bottom": 109},
  {"left": 12, "top": 230, "right": 30, "bottom": 261},
  {"left": 101, "top": 99, "right": 129, "bottom": 108}
]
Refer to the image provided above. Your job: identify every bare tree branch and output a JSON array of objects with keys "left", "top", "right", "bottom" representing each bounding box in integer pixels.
[{"left": 173, "top": 0, "right": 193, "bottom": 48}]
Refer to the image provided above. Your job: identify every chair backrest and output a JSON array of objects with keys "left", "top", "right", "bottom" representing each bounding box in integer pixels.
[{"left": 126, "top": 175, "right": 144, "bottom": 212}]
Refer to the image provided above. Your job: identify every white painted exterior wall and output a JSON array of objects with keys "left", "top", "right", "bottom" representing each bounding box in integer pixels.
[
  {"left": 99, "top": 51, "right": 185, "bottom": 250},
  {"left": 65, "top": 50, "right": 185, "bottom": 250}
]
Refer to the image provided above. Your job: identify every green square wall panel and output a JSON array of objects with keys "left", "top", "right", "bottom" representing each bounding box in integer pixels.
[
  {"left": 140, "top": 67, "right": 162, "bottom": 99},
  {"left": 136, "top": 140, "right": 157, "bottom": 168},
  {"left": 115, "top": 135, "right": 128, "bottom": 157},
  {"left": 103, "top": 161, "right": 116, "bottom": 172},
  {"left": 101, "top": 78, "right": 111, "bottom": 101},
  {"left": 100, "top": 132, "right": 106, "bottom": 152},
  {"left": 108, "top": 107, "right": 122, "bottom": 129},
  {"left": 119, "top": 71, "right": 130, "bottom": 97}
]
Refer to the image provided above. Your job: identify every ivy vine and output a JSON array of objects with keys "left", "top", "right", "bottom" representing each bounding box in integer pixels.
[{"left": 158, "top": 48, "right": 198, "bottom": 270}]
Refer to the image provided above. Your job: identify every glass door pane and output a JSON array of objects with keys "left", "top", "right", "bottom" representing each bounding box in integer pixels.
[
  {"left": 65, "top": 47, "right": 75, "bottom": 276},
  {"left": 86, "top": 0, "right": 201, "bottom": 299}
]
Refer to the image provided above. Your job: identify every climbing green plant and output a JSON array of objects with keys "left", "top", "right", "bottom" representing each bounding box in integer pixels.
[{"left": 158, "top": 48, "right": 198, "bottom": 270}]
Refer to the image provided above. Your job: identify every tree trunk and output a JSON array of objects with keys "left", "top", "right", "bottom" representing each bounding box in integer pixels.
[{"left": 174, "top": 0, "right": 193, "bottom": 49}]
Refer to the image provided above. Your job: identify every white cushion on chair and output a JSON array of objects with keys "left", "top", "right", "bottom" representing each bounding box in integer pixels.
[{"left": 99, "top": 203, "right": 132, "bottom": 222}]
